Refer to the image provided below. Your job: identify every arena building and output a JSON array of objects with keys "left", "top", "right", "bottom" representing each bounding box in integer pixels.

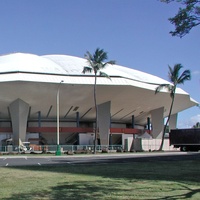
[{"left": 0, "top": 53, "right": 198, "bottom": 151}]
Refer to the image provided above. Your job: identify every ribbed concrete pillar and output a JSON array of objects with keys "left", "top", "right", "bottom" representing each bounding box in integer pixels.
[
  {"left": 9, "top": 99, "right": 29, "bottom": 146},
  {"left": 98, "top": 101, "right": 111, "bottom": 146},
  {"left": 151, "top": 107, "right": 164, "bottom": 138}
]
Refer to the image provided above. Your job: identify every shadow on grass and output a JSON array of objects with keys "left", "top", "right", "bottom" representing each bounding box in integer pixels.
[
  {"left": 148, "top": 185, "right": 200, "bottom": 200},
  {"left": 3, "top": 180, "right": 200, "bottom": 200},
  {"left": 2, "top": 155, "right": 200, "bottom": 199},
  {"left": 3, "top": 180, "right": 132, "bottom": 200}
]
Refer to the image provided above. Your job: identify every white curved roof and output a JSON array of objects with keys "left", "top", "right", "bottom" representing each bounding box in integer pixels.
[
  {"left": 0, "top": 53, "right": 66, "bottom": 74},
  {"left": 43, "top": 54, "right": 170, "bottom": 85},
  {"left": 0, "top": 53, "right": 192, "bottom": 96},
  {"left": 0, "top": 53, "right": 169, "bottom": 85}
]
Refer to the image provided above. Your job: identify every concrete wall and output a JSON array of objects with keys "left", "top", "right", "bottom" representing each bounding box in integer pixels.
[
  {"left": 142, "top": 138, "right": 178, "bottom": 151},
  {"left": 79, "top": 133, "right": 94, "bottom": 145}
]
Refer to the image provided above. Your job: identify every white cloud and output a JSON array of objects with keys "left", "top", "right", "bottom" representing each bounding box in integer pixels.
[
  {"left": 190, "top": 114, "right": 200, "bottom": 124},
  {"left": 178, "top": 114, "right": 200, "bottom": 128},
  {"left": 192, "top": 70, "right": 200, "bottom": 76}
]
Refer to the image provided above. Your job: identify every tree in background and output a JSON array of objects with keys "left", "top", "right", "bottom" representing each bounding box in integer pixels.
[
  {"left": 155, "top": 64, "right": 191, "bottom": 150},
  {"left": 82, "top": 48, "right": 115, "bottom": 154},
  {"left": 193, "top": 122, "right": 200, "bottom": 128},
  {"left": 161, "top": 0, "right": 200, "bottom": 37}
]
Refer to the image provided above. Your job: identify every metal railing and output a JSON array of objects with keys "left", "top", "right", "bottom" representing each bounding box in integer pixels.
[{"left": 0, "top": 144, "right": 123, "bottom": 154}]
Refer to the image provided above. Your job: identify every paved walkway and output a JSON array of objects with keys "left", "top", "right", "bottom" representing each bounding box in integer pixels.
[{"left": 0, "top": 151, "right": 200, "bottom": 167}]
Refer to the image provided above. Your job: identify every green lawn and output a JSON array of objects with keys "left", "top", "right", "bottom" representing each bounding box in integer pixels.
[{"left": 0, "top": 159, "right": 200, "bottom": 199}]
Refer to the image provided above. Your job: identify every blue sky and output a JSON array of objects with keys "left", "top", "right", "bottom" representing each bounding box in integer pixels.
[{"left": 0, "top": 0, "right": 199, "bottom": 127}]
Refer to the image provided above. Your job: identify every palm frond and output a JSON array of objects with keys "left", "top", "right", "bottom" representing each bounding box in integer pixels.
[
  {"left": 95, "top": 63, "right": 103, "bottom": 71},
  {"left": 168, "top": 64, "right": 183, "bottom": 83},
  {"left": 84, "top": 48, "right": 115, "bottom": 72},
  {"left": 103, "top": 60, "right": 116, "bottom": 67},
  {"left": 108, "top": 60, "right": 116, "bottom": 65},
  {"left": 155, "top": 84, "right": 171, "bottom": 94},
  {"left": 84, "top": 51, "right": 93, "bottom": 61},
  {"left": 94, "top": 48, "right": 108, "bottom": 63},
  {"left": 177, "top": 69, "right": 191, "bottom": 84},
  {"left": 82, "top": 66, "right": 92, "bottom": 74},
  {"left": 99, "top": 71, "right": 111, "bottom": 80},
  {"left": 85, "top": 51, "right": 95, "bottom": 69}
]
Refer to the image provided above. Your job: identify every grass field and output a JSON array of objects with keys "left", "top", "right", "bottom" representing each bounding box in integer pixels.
[{"left": 0, "top": 159, "right": 200, "bottom": 200}]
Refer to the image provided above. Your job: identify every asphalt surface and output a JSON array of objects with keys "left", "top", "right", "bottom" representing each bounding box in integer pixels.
[{"left": 0, "top": 152, "right": 200, "bottom": 167}]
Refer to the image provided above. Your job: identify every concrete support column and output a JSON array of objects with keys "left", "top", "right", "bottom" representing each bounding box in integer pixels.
[
  {"left": 151, "top": 107, "right": 164, "bottom": 138},
  {"left": 9, "top": 99, "right": 29, "bottom": 146},
  {"left": 38, "top": 111, "right": 41, "bottom": 128},
  {"left": 38, "top": 111, "right": 41, "bottom": 141},
  {"left": 130, "top": 115, "right": 136, "bottom": 151},
  {"left": 169, "top": 113, "right": 178, "bottom": 131},
  {"left": 98, "top": 101, "right": 111, "bottom": 146},
  {"left": 76, "top": 112, "right": 80, "bottom": 127},
  {"left": 132, "top": 115, "right": 135, "bottom": 128},
  {"left": 109, "top": 114, "right": 112, "bottom": 145},
  {"left": 147, "top": 117, "right": 151, "bottom": 130},
  {"left": 76, "top": 112, "right": 80, "bottom": 145}
]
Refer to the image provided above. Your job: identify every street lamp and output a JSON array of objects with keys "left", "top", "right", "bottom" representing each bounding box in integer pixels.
[{"left": 55, "top": 80, "right": 64, "bottom": 156}]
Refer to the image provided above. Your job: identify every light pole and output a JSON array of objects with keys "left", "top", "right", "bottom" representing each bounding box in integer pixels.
[{"left": 55, "top": 80, "right": 64, "bottom": 156}]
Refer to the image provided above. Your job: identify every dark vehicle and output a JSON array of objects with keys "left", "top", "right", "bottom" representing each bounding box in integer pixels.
[{"left": 169, "top": 128, "right": 200, "bottom": 152}]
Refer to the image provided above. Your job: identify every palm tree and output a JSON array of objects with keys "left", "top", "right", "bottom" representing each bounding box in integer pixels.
[
  {"left": 82, "top": 48, "right": 115, "bottom": 154},
  {"left": 193, "top": 122, "right": 200, "bottom": 128},
  {"left": 155, "top": 64, "right": 191, "bottom": 151}
]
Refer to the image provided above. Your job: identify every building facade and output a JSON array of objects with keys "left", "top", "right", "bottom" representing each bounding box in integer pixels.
[{"left": 0, "top": 53, "right": 198, "bottom": 149}]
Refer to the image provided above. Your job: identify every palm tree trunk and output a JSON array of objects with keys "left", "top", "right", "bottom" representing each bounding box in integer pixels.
[
  {"left": 158, "top": 94, "right": 175, "bottom": 151},
  {"left": 94, "top": 74, "right": 98, "bottom": 154}
]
